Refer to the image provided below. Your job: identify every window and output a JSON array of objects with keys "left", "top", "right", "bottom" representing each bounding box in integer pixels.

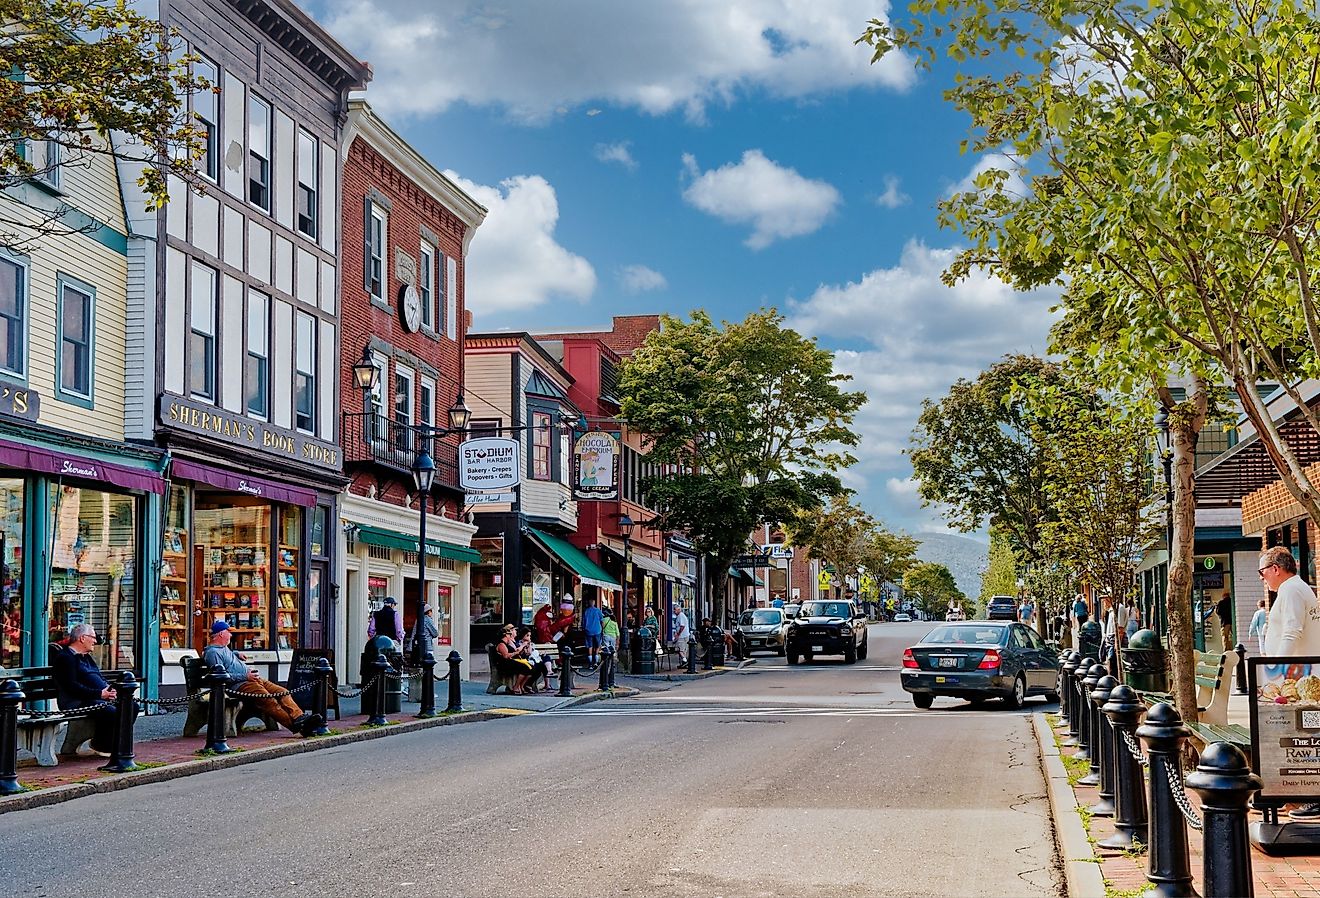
[
  {"left": 419, "top": 243, "right": 435, "bottom": 329},
  {"left": 419, "top": 376, "right": 435, "bottom": 433},
  {"left": 532, "top": 411, "right": 551, "bottom": 480},
  {"left": 393, "top": 365, "right": 414, "bottom": 451},
  {"left": 0, "top": 257, "right": 25, "bottom": 377},
  {"left": 190, "top": 262, "right": 216, "bottom": 399},
  {"left": 366, "top": 201, "right": 386, "bottom": 300},
  {"left": 367, "top": 351, "right": 388, "bottom": 444},
  {"left": 57, "top": 277, "right": 92, "bottom": 402},
  {"left": 468, "top": 419, "right": 500, "bottom": 440},
  {"left": 38, "top": 140, "right": 60, "bottom": 189},
  {"left": 295, "top": 312, "right": 316, "bottom": 432},
  {"left": 248, "top": 95, "right": 271, "bottom": 210},
  {"left": 246, "top": 291, "right": 269, "bottom": 418},
  {"left": 0, "top": 478, "right": 24, "bottom": 668},
  {"left": 436, "top": 251, "right": 446, "bottom": 333},
  {"left": 193, "top": 55, "right": 218, "bottom": 180},
  {"left": 296, "top": 129, "right": 318, "bottom": 238},
  {"left": 445, "top": 255, "right": 457, "bottom": 340}
]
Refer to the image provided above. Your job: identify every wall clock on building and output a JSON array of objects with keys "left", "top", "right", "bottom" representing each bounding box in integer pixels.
[{"left": 399, "top": 283, "right": 422, "bottom": 332}]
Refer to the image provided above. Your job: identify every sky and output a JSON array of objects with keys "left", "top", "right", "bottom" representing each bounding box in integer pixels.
[{"left": 303, "top": 0, "right": 1060, "bottom": 538}]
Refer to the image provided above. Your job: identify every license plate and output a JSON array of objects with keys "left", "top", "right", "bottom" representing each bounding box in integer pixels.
[
  {"left": 938, "top": 657, "right": 958, "bottom": 668},
  {"left": 811, "top": 645, "right": 824, "bottom": 652}
]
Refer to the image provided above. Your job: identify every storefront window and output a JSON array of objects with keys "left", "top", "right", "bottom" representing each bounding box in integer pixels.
[
  {"left": 278, "top": 507, "right": 302, "bottom": 649},
  {"left": 196, "top": 501, "right": 271, "bottom": 652},
  {"left": 368, "top": 575, "right": 389, "bottom": 610},
  {"left": 161, "top": 484, "right": 190, "bottom": 648},
  {"left": 471, "top": 537, "right": 503, "bottom": 624},
  {"left": 0, "top": 479, "right": 23, "bottom": 668},
  {"left": 49, "top": 485, "right": 138, "bottom": 670},
  {"left": 437, "top": 584, "right": 453, "bottom": 645}
]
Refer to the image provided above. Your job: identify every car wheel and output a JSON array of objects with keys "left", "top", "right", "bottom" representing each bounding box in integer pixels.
[
  {"left": 913, "top": 693, "right": 934, "bottom": 709},
  {"left": 776, "top": 645, "right": 786, "bottom": 656},
  {"left": 1045, "top": 691, "right": 1060, "bottom": 704},
  {"left": 804, "top": 653, "right": 814, "bottom": 664},
  {"left": 787, "top": 649, "right": 799, "bottom": 665},
  {"left": 1004, "top": 674, "right": 1027, "bottom": 709},
  {"left": 844, "top": 643, "right": 857, "bottom": 664},
  {"left": 858, "top": 635, "right": 868, "bottom": 660}
]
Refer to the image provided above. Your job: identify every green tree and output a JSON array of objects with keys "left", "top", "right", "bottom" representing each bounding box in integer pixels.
[
  {"left": 909, "top": 355, "right": 1066, "bottom": 561},
  {"left": 858, "top": 525, "right": 921, "bottom": 605},
  {"left": 902, "top": 562, "right": 965, "bottom": 619},
  {"left": 979, "top": 526, "right": 1019, "bottom": 620},
  {"left": 785, "top": 493, "right": 875, "bottom": 599},
  {"left": 0, "top": 0, "right": 210, "bottom": 244},
  {"left": 620, "top": 309, "right": 864, "bottom": 624}
]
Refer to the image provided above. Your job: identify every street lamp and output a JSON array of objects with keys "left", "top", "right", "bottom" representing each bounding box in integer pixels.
[
  {"left": 618, "top": 514, "right": 635, "bottom": 625},
  {"left": 352, "top": 343, "right": 379, "bottom": 393},
  {"left": 411, "top": 439, "right": 437, "bottom": 717},
  {"left": 1154, "top": 408, "right": 1174, "bottom": 636}
]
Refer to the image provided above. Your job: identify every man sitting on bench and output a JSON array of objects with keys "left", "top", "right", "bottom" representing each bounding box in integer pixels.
[
  {"left": 202, "top": 620, "right": 323, "bottom": 737},
  {"left": 50, "top": 623, "right": 117, "bottom": 757}
]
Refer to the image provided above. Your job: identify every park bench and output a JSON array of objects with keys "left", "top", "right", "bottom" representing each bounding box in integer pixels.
[
  {"left": 1, "top": 665, "right": 127, "bottom": 767},
  {"left": 180, "top": 655, "right": 278, "bottom": 737},
  {"left": 1139, "top": 648, "right": 1237, "bottom": 726}
]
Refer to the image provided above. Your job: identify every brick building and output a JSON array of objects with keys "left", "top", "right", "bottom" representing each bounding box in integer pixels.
[{"left": 336, "top": 99, "right": 486, "bottom": 681}]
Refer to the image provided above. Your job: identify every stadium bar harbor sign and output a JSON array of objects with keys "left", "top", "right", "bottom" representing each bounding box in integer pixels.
[
  {"left": 460, "top": 438, "right": 521, "bottom": 499},
  {"left": 572, "top": 431, "right": 619, "bottom": 501}
]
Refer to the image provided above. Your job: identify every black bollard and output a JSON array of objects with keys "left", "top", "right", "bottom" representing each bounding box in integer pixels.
[
  {"left": 367, "top": 654, "right": 389, "bottom": 725},
  {"left": 1080, "top": 664, "right": 1107, "bottom": 787},
  {"left": 620, "top": 627, "right": 632, "bottom": 674},
  {"left": 310, "top": 658, "right": 332, "bottom": 735},
  {"left": 1077, "top": 660, "right": 1100, "bottom": 767},
  {"left": 1088, "top": 674, "right": 1119, "bottom": 816},
  {"left": 599, "top": 645, "right": 611, "bottom": 691},
  {"left": 0, "top": 679, "right": 25, "bottom": 795},
  {"left": 102, "top": 672, "right": 140, "bottom": 773},
  {"left": 417, "top": 649, "right": 437, "bottom": 719},
  {"left": 445, "top": 651, "right": 464, "bottom": 713},
  {"left": 1061, "top": 653, "right": 1081, "bottom": 740},
  {"left": 1100, "top": 684, "right": 1149, "bottom": 850},
  {"left": 1234, "top": 644, "right": 1248, "bottom": 696},
  {"left": 557, "top": 642, "right": 574, "bottom": 697},
  {"left": 607, "top": 644, "right": 617, "bottom": 689},
  {"left": 686, "top": 635, "right": 698, "bottom": 674},
  {"left": 1057, "top": 651, "right": 1077, "bottom": 730},
  {"left": 1185, "top": 742, "right": 1260, "bottom": 898},
  {"left": 203, "top": 664, "right": 232, "bottom": 754},
  {"left": 1137, "top": 702, "right": 1197, "bottom": 898},
  {"left": 703, "top": 629, "right": 714, "bottom": 670}
]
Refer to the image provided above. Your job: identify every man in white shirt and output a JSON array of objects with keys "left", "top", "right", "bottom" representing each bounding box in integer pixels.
[
  {"left": 674, "top": 607, "right": 691, "bottom": 664},
  {"left": 1259, "top": 547, "right": 1320, "bottom": 656}
]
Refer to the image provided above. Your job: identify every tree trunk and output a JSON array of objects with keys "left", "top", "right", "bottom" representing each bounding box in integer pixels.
[
  {"left": 1167, "top": 422, "right": 1199, "bottom": 725},
  {"left": 711, "top": 559, "right": 731, "bottom": 629}
]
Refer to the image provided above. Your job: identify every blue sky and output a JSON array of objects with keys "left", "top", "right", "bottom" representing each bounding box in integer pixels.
[{"left": 304, "top": 0, "right": 1059, "bottom": 537}]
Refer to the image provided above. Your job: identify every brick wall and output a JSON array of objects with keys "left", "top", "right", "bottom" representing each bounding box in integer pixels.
[
  {"left": 1240, "top": 461, "right": 1320, "bottom": 535},
  {"left": 536, "top": 314, "right": 661, "bottom": 357}
]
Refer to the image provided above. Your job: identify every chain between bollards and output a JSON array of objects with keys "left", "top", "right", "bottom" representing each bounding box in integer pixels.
[
  {"left": 103, "top": 673, "right": 140, "bottom": 773},
  {"left": 445, "top": 651, "right": 464, "bottom": 713}
]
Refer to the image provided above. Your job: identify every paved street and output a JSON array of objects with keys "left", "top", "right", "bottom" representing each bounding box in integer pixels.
[{"left": 0, "top": 623, "right": 1064, "bottom": 898}]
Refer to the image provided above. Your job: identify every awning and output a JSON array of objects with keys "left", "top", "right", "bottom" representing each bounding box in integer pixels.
[
  {"left": 0, "top": 436, "right": 164, "bottom": 494},
  {"left": 172, "top": 459, "right": 317, "bottom": 507},
  {"left": 355, "top": 524, "right": 482, "bottom": 563},
  {"left": 527, "top": 528, "right": 619, "bottom": 591},
  {"left": 603, "top": 546, "right": 691, "bottom": 583},
  {"left": 731, "top": 568, "right": 763, "bottom": 587}
]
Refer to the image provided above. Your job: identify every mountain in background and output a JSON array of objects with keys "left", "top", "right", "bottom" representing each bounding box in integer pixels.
[{"left": 911, "top": 532, "right": 988, "bottom": 600}]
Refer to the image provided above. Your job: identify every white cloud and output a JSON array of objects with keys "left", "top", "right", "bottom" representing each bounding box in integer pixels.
[
  {"left": 619, "top": 264, "right": 667, "bottom": 293},
  {"left": 311, "top": 0, "right": 914, "bottom": 122},
  {"left": 787, "top": 240, "right": 1060, "bottom": 532},
  {"left": 681, "top": 150, "right": 841, "bottom": 249},
  {"left": 444, "top": 171, "right": 596, "bottom": 315},
  {"left": 594, "top": 141, "right": 637, "bottom": 171},
  {"left": 874, "top": 174, "right": 909, "bottom": 209},
  {"left": 949, "top": 150, "right": 1029, "bottom": 199}
]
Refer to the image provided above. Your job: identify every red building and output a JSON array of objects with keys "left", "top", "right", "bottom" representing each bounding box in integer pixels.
[{"left": 335, "top": 99, "right": 487, "bottom": 680}]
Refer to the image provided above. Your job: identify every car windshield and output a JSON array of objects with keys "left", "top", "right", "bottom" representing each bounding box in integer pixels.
[
  {"left": 921, "top": 625, "right": 1008, "bottom": 646},
  {"left": 741, "top": 610, "right": 782, "bottom": 625},
  {"left": 799, "top": 602, "right": 850, "bottom": 618},
  {"left": 784, "top": 604, "right": 799, "bottom": 618}
]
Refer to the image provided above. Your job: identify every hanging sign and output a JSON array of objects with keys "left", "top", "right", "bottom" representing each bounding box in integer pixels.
[
  {"left": 572, "top": 431, "right": 620, "bottom": 500},
  {"left": 459, "top": 438, "right": 520, "bottom": 491}
]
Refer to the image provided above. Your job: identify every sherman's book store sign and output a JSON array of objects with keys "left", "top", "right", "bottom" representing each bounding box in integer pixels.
[
  {"left": 1249, "top": 656, "right": 1320, "bottom": 853},
  {"left": 572, "top": 431, "right": 619, "bottom": 501}
]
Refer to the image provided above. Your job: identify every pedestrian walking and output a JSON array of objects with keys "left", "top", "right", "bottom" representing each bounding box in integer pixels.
[
  {"left": 367, "top": 596, "right": 404, "bottom": 642},
  {"left": 601, "top": 606, "right": 620, "bottom": 654},
  {"left": 581, "top": 596, "right": 603, "bottom": 669},
  {"left": 1248, "top": 598, "right": 1267, "bottom": 653},
  {"left": 1125, "top": 600, "right": 1140, "bottom": 640},
  {"left": 673, "top": 606, "right": 691, "bottom": 664},
  {"left": 1018, "top": 596, "right": 1035, "bottom": 630}
]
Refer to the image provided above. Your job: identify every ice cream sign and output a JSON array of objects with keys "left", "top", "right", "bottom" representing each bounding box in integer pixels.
[
  {"left": 572, "top": 431, "right": 619, "bottom": 501},
  {"left": 459, "top": 438, "right": 521, "bottom": 491}
]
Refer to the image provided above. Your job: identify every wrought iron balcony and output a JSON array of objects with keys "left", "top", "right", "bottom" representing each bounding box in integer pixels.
[{"left": 342, "top": 411, "right": 460, "bottom": 490}]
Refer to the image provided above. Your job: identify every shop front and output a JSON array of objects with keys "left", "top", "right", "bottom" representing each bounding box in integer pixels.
[
  {"left": 339, "top": 492, "right": 478, "bottom": 683},
  {"left": 0, "top": 423, "right": 165, "bottom": 688}
]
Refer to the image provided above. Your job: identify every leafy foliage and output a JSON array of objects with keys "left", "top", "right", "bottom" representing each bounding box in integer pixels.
[
  {"left": 979, "top": 526, "right": 1019, "bottom": 619},
  {"left": 902, "top": 561, "right": 965, "bottom": 618}
]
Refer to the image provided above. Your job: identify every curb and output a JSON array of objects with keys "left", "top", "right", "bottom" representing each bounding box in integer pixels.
[
  {"left": 559, "top": 686, "right": 640, "bottom": 709},
  {"left": 625, "top": 659, "right": 757, "bottom": 682},
  {"left": 1032, "top": 712, "right": 1106, "bottom": 898}
]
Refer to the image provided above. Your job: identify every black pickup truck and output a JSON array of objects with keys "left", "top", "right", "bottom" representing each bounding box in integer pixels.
[{"left": 784, "top": 600, "right": 869, "bottom": 665}]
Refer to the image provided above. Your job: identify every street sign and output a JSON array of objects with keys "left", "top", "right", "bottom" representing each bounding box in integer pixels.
[
  {"left": 466, "top": 491, "right": 517, "bottom": 504},
  {"left": 759, "top": 544, "right": 793, "bottom": 558},
  {"left": 733, "top": 554, "right": 772, "bottom": 568}
]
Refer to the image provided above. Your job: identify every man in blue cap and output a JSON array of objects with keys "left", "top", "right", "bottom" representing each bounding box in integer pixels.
[{"left": 202, "top": 620, "right": 322, "bottom": 736}]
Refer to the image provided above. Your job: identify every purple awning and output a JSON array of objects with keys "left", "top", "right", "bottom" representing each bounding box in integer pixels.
[
  {"left": 171, "top": 459, "right": 318, "bottom": 507},
  {"left": 0, "top": 438, "right": 164, "bottom": 494}
]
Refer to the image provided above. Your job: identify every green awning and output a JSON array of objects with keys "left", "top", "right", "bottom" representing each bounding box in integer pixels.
[
  {"left": 355, "top": 524, "right": 482, "bottom": 563},
  {"left": 731, "top": 568, "right": 764, "bottom": 587},
  {"left": 527, "top": 528, "right": 619, "bottom": 591}
]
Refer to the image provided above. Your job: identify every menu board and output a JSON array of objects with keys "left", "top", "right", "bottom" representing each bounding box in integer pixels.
[{"left": 1250, "top": 657, "right": 1320, "bottom": 802}]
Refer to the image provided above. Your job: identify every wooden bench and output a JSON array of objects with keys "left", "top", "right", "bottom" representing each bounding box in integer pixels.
[
  {"left": 180, "top": 655, "right": 278, "bottom": 737},
  {"left": 1, "top": 665, "right": 127, "bottom": 767},
  {"left": 1187, "top": 721, "right": 1251, "bottom": 754},
  {"left": 484, "top": 643, "right": 560, "bottom": 695},
  {"left": 1140, "top": 649, "right": 1237, "bottom": 726}
]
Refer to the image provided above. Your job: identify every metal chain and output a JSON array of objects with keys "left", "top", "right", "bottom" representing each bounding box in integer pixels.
[
  {"left": 141, "top": 688, "right": 212, "bottom": 710},
  {"left": 224, "top": 680, "right": 317, "bottom": 701},
  {"left": 332, "top": 673, "right": 381, "bottom": 698},
  {"left": 1163, "top": 757, "right": 1203, "bottom": 832},
  {"left": 18, "top": 699, "right": 117, "bottom": 720},
  {"left": 1121, "top": 729, "right": 1150, "bottom": 768}
]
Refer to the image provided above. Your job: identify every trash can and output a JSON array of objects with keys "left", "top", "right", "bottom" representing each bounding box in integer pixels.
[
  {"left": 360, "top": 635, "right": 403, "bottom": 715},
  {"left": 707, "top": 625, "right": 726, "bottom": 667},
  {"left": 1078, "top": 620, "right": 1103, "bottom": 660},
  {"left": 633, "top": 626, "right": 656, "bottom": 675},
  {"left": 1122, "top": 628, "right": 1169, "bottom": 693}
]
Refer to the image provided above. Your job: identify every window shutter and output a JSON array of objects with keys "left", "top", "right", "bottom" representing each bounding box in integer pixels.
[{"left": 363, "top": 198, "right": 373, "bottom": 292}]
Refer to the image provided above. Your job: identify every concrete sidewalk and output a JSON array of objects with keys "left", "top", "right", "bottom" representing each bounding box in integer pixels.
[{"left": 1033, "top": 711, "right": 1320, "bottom": 898}]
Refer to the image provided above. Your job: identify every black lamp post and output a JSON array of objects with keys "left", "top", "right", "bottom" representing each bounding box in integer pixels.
[
  {"left": 1154, "top": 408, "right": 1174, "bottom": 636},
  {"left": 618, "top": 514, "right": 635, "bottom": 624},
  {"left": 411, "top": 441, "right": 436, "bottom": 667}
]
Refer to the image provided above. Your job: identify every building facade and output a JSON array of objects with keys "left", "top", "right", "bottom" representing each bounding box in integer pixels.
[{"left": 336, "top": 99, "right": 485, "bottom": 682}]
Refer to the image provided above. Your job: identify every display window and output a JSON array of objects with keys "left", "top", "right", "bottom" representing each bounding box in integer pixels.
[
  {"left": 48, "top": 484, "right": 139, "bottom": 670},
  {"left": 160, "top": 484, "right": 190, "bottom": 648},
  {"left": 0, "top": 478, "right": 23, "bottom": 668},
  {"left": 437, "top": 584, "right": 453, "bottom": 645},
  {"left": 470, "top": 536, "right": 503, "bottom": 625}
]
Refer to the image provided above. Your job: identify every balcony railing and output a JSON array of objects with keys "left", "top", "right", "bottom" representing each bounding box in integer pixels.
[{"left": 342, "top": 411, "right": 460, "bottom": 489}]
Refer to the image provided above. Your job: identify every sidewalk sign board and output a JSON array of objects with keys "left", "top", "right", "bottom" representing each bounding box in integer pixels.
[
  {"left": 1248, "top": 656, "right": 1320, "bottom": 854},
  {"left": 286, "top": 648, "right": 339, "bottom": 718}
]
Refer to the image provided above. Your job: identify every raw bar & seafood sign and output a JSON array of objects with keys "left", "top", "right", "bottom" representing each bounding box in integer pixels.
[
  {"left": 1250, "top": 657, "right": 1320, "bottom": 801},
  {"left": 460, "top": 438, "right": 520, "bottom": 491}
]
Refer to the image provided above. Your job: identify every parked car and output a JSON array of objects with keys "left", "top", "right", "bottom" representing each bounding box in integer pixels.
[
  {"left": 900, "top": 620, "right": 1061, "bottom": 709},
  {"left": 733, "top": 607, "right": 787, "bottom": 656},
  {"left": 784, "top": 600, "right": 868, "bottom": 664},
  {"left": 893, "top": 612, "right": 912, "bottom": 623},
  {"left": 986, "top": 595, "right": 1018, "bottom": 621}
]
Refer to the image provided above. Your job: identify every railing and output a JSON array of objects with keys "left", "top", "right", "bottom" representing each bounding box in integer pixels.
[{"left": 341, "top": 411, "right": 460, "bottom": 489}]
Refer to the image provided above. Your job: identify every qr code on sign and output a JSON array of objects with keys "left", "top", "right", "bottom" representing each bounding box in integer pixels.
[{"left": 1302, "top": 711, "right": 1320, "bottom": 729}]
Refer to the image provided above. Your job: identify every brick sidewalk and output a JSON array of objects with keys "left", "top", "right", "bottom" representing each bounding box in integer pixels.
[{"left": 1048, "top": 715, "right": 1320, "bottom": 898}]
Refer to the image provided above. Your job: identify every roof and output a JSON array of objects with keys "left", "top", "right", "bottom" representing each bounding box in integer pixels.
[{"left": 1195, "top": 415, "right": 1320, "bottom": 505}]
